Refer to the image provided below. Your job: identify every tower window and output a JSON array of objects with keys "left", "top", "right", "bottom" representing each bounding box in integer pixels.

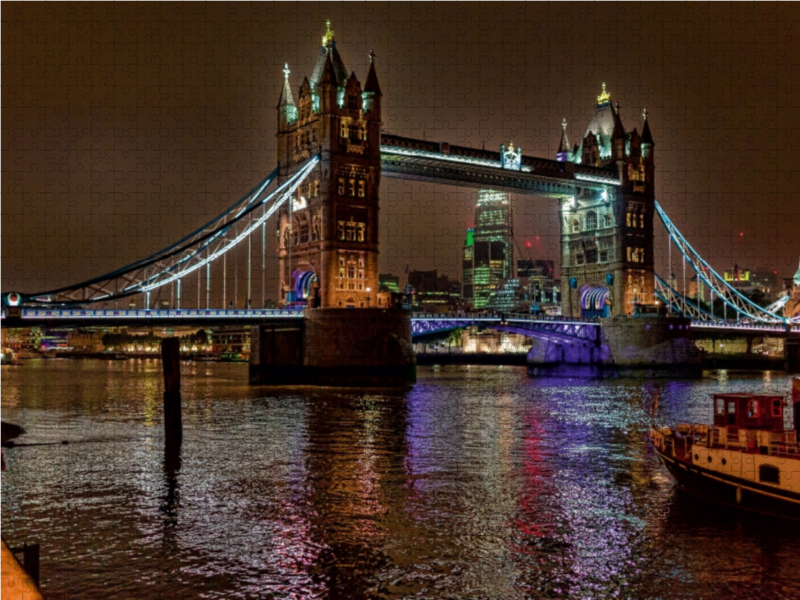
[
  {"left": 348, "top": 179, "right": 356, "bottom": 196},
  {"left": 348, "top": 95, "right": 359, "bottom": 110},
  {"left": 338, "top": 178, "right": 345, "bottom": 195},
  {"left": 358, "top": 180, "right": 365, "bottom": 197},
  {"left": 604, "top": 214, "right": 613, "bottom": 227},
  {"left": 586, "top": 211, "right": 597, "bottom": 230},
  {"left": 572, "top": 219, "right": 580, "bottom": 233},
  {"left": 586, "top": 249, "right": 598, "bottom": 264},
  {"left": 340, "top": 122, "right": 348, "bottom": 138}
]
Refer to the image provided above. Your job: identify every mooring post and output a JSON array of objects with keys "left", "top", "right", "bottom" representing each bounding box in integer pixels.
[
  {"left": 161, "top": 337, "right": 183, "bottom": 447},
  {"left": 23, "top": 542, "right": 40, "bottom": 587}
]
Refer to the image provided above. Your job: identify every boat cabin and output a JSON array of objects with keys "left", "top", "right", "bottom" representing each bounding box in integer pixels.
[{"left": 712, "top": 394, "right": 784, "bottom": 431}]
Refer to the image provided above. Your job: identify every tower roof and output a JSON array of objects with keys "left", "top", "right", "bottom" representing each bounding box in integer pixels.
[
  {"left": 558, "top": 118, "right": 571, "bottom": 154},
  {"left": 364, "top": 51, "right": 382, "bottom": 95},
  {"left": 612, "top": 102, "right": 626, "bottom": 139},
  {"left": 641, "top": 108, "right": 655, "bottom": 145},
  {"left": 317, "top": 51, "right": 339, "bottom": 87},
  {"left": 310, "top": 21, "right": 348, "bottom": 89},
  {"left": 794, "top": 256, "right": 800, "bottom": 286},
  {"left": 277, "top": 63, "right": 296, "bottom": 109}
]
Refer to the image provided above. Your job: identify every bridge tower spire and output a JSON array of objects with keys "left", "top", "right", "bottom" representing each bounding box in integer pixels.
[{"left": 275, "top": 21, "right": 383, "bottom": 309}]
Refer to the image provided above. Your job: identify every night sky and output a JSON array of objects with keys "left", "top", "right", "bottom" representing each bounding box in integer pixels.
[{"left": 3, "top": 2, "right": 799, "bottom": 304}]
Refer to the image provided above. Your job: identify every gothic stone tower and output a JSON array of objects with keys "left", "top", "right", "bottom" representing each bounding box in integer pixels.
[
  {"left": 557, "top": 84, "right": 656, "bottom": 317},
  {"left": 276, "top": 22, "right": 382, "bottom": 309}
]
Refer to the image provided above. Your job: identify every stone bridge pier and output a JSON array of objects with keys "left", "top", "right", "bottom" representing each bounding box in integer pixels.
[
  {"left": 249, "top": 308, "right": 416, "bottom": 387},
  {"left": 527, "top": 316, "right": 702, "bottom": 378}
]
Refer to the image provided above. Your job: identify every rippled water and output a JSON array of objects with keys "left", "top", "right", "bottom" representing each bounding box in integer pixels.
[{"left": 2, "top": 360, "right": 799, "bottom": 599}]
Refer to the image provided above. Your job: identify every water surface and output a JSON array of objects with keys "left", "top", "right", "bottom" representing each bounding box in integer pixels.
[{"left": 2, "top": 360, "right": 799, "bottom": 599}]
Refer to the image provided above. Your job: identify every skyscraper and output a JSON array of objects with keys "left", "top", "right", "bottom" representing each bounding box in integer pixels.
[
  {"left": 471, "top": 190, "right": 513, "bottom": 309},
  {"left": 462, "top": 228, "right": 474, "bottom": 303}
]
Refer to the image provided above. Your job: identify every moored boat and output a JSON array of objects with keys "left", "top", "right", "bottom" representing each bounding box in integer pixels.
[{"left": 649, "top": 382, "right": 800, "bottom": 522}]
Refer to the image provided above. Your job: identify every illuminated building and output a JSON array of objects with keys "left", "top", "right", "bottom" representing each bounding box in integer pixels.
[
  {"left": 723, "top": 265, "right": 777, "bottom": 297},
  {"left": 472, "top": 190, "right": 514, "bottom": 309},
  {"left": 462, "top": 228, "right": 475, "bottom": 304},
  {"left": 276, "top": 22, "right": 382, "bottom": 308},
  {"left": 557, "top": 84, "right": 656, "bottom": 317},
  {"left": 211, "top": 326, "right": 251, "bottom": 357},
  {"left": 409, "top": 270, "right": 453, "bottom": 312},
  {"left": 378, "top": 273, "right": 400, "bottom": 293}
]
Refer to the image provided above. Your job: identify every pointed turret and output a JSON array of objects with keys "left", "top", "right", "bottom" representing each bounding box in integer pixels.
[
  {"left": 278, "top": 63, "right": 295, "bottom": 108},
  {"left": 319, "top": 51, "right": 339, "bottom": 87},
  {"left": 611, "top": 102, "right": 626, "bottom": 161},
  {"left": 641, "top": 108, "right": 655, "bottom": 162},
  {"left": 629, "top": 127, "right": 641, "bottom": 159},
  {"left": 364, "top": 51, "right": 382, "bottom": 96},
  {"left": 557, "top": 118, "right": 571, "bottom": 162},
  {"left": 277, "top": 63, "right": 298, "bottom": 129},
  {"left": 641, "top": 108, "right": 654, "bottom": 145},
  {"left": 362, "top": 50, "right": 382, "bottom": 117},
  {"left": 317, "top": 51, "right": 339, "bottom": 113}
]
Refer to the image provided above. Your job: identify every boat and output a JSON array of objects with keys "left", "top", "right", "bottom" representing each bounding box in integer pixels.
[
  {"left": 649, "top": 381, "right": 800, "bottom": 521},
  {"left": 193, "top": 352, "right": 220, "bottom": 362}
]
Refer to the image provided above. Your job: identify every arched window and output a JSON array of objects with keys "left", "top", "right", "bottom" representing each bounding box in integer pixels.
[{"left": 586, "top": 211, "right": 597, "bottom": 230}]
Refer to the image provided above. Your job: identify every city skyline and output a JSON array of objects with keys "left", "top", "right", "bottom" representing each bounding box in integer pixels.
[{"left": 3, "top": 3, "right": 799, "bottom": 304}]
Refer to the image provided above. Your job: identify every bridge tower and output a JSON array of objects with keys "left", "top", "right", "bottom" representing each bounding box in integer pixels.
[
  {"left": 276, "top": 21, "right": 382, "bottom": 309},
  {"left": 557, "top": 84, "right": 656, "bottom": 317}
]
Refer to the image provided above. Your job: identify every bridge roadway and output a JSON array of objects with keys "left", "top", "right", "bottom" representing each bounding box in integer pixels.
[{"left": 2, "top": 308, "right": 798, "bottom": 339}]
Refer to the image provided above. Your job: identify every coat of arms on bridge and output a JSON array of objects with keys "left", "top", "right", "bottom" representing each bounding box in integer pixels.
[{"left": 500, "top": 141, "right": 522, "bottom": 170}]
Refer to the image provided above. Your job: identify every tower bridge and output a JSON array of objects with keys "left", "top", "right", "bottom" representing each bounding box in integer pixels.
[{"left": 3, "top": 21, "right": 799, "bottom": 381}]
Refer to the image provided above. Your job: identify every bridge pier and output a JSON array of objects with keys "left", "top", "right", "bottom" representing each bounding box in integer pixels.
[
  {"left": 250, "top": 308, "right": 416, "bottom": 387},
  {"left": 786, "top": 339, "right": 800, "bottom": 374},
  {"left": 527, "top": 317, "right": 702, "bottom": 378}
]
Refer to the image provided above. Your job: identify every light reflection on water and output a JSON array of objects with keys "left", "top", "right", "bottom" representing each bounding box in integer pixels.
[{"left": 2, "top": 360, "right": 799, "bottom": 599}]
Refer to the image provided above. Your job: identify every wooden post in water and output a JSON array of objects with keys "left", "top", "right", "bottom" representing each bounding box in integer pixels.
[{"left": 161, "top": 337, "right": 182, "bottom": 447}]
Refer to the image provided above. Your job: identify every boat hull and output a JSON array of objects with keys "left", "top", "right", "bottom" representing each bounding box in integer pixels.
[{"left": 654, "top": 447, "right": 800, "bottom": 522}]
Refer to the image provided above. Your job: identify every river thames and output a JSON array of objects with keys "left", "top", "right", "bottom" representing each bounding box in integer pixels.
[{"left": 2, "top": 360, "right": 799, "bottom": 599}]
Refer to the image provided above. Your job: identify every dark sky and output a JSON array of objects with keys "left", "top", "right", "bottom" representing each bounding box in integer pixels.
[{"left": 3, "top": 2, "right": 799, "bottom": 304}]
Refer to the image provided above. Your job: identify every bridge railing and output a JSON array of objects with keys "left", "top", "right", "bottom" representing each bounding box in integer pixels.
[
  {"left": 410, "top": 312, "right": 601, "bottom": 325},
  {"left": 2, "top": 308, "right": 305, "bottom": 320}
]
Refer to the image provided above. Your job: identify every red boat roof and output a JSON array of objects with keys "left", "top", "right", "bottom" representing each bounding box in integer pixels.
[{"left": 712, "top": 393, "right": 784, "bottom": 399}]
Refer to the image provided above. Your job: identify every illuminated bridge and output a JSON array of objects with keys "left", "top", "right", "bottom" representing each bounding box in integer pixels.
[
  {"left": 3, "top": 21, "right": 798, "bottom": 342},
  {"left": 3, "top": 308, "right": 798, "bottom": 341}
]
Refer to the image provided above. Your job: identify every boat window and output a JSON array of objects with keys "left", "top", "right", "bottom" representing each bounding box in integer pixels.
[
  {"left": 759, "top": 464, "right": 780, "bottom": 485},
  {"left": 715, "top": 398, "right": 725, "bottom": 415},
  {"left": 747, "top": 400, "right": 759, "bottom": 418},
  {"left": 772, "top": 399, "right": 782, "bottom": 417}
]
